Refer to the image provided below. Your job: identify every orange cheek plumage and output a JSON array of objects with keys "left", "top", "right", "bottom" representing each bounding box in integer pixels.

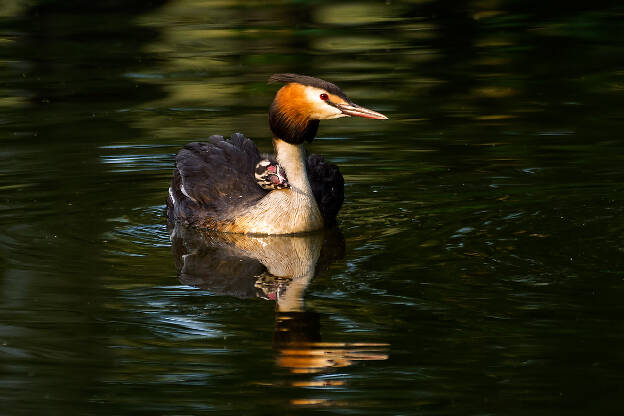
[{"left": 274, "top": 84, "right": 310, "bottom": 126}]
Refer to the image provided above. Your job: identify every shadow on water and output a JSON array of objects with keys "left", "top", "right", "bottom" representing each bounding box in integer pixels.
[
  {"left": 169, "top": 224, "right": 388, "bottom": 380},
  {"left": 1, "top": 0, "right": 171, "bottom": 244},
  {"left": 0, "top": 1, "right": 171, "bottom": 414}
]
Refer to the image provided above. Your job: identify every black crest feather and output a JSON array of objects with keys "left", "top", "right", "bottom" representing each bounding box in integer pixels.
[{"left": 268, "top": 73, "right": 350, "bottom": 102}]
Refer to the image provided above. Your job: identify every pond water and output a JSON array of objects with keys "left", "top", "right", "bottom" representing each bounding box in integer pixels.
[{"left": 1, "top": 1, "right": 624, "bottom": 414}]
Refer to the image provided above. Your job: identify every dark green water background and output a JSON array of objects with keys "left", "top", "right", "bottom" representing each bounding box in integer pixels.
[{"left": 1, "top": 1, "right": 624, "bottom": 414}]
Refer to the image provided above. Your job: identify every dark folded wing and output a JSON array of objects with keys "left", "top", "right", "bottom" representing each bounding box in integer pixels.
[
  {"left": 167, "top": 133, "right": 268, "bottom": 225},
  {"left": 306, "top": 153, "right": 344, "bottom": 226}
]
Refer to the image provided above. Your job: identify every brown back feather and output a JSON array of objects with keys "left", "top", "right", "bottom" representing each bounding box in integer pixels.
[{"left": 166, "top": 133, "right": 268, "bottom": 226}]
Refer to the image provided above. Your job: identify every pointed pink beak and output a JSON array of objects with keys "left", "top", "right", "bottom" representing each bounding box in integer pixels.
[{"left": 336, "top": 102, "right": 388, "bottom": 120}]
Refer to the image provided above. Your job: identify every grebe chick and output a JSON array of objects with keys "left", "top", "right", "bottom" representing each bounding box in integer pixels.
[
  {"left": 166, "top": 73, "right": 387, "bottom": 235},
  {"left": 255, "top": 159, "right": 289, "bottom": 190}
]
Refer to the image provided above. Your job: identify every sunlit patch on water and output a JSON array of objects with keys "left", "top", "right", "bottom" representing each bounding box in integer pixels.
[
  {"left": 103, "top": 206, "right": 171, "bottom": 258},
  {"left": 111, "top": 223, "right": 170, "bottom": 248},
  {"left": 100, "top": 153, "right": 174, "bottom": 173},
  {"left": 141, "top": 309, "right": 225, "bottom": 340}
]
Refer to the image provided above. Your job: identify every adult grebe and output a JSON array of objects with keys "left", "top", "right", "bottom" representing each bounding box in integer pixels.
[{"left": 166, "top": 73, "right": 387, "bottom": 235}]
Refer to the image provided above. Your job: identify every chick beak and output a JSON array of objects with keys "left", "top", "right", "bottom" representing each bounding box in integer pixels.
[{"left": 336, "top": 102, "right": 388, "bottom": 120}]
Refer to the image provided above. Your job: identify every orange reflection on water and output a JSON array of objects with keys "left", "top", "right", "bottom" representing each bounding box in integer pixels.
[
  {"left": 290, "top": 398, "right": 352, "bottom": 407},
  {"left": 276, "top": 341, "right": 389, "bottom": 374},
  {"left": 291, "top": 380, "right": 345, "bottom": 387},
  {"left": 274, "top": 312, "right": 389, "bottom": 375}
]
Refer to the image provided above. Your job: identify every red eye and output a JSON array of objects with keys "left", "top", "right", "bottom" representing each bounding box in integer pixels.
[{"left": 320, "top": 93, "right": 328, "bottom": 101}]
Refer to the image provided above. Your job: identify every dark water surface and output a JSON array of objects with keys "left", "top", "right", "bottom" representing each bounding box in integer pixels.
[{"left": 1, "top": 1, "right": 624, "bottom": 414}]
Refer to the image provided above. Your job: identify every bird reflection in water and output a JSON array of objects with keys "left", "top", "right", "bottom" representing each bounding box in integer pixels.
[{"left": 168, "top": 224, "right": 389, "bottom": 380}]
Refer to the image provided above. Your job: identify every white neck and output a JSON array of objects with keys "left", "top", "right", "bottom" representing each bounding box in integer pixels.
[
  {"left": 273, "top": 138, "right": 314, "bottom": 196},
  {"left": 227, "top": 138, "right": 323, "bottom": 234}
]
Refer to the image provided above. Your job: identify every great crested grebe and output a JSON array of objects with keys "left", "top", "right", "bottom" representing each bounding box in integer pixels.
[{"left": 166, "top": 73, "right": 387, "bottom": 235}]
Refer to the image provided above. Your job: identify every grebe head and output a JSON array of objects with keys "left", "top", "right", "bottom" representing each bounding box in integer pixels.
[{"left": 268, "top": 73, "right": 387, "bottom": 144}]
